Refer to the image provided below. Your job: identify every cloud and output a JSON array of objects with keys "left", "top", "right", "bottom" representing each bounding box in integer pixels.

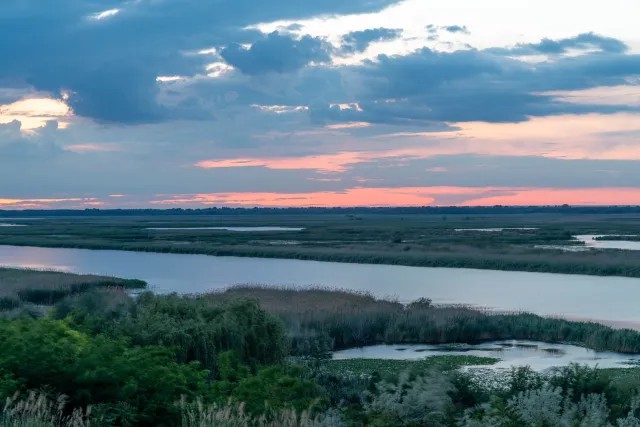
[
  {"left": 340, "top": 28, "right": 403, "bottom": 55},
  {"left": 0, "top": 0, "right": 399, "bottom": 123},
  {"left": 443, "top": 25, "right": 469, "bottom": 34},
  {"left": 311, "top": 41, "right": 640, "bottom": 125},
  {"left": 219, "top": 32, "right": 332, "bottom": 75},
  {"left": 488, "top": 32, "right": 628, "bottom": 56},
  {"left": 0, "top": 120, "right": 63, "bottom": 158}
]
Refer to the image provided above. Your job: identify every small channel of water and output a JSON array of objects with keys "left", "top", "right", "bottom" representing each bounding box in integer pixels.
[
  {"left": 146, "top": 226, "right": 305, "bottom": 231},
  {"left": 332, "top": 340, "right": 640, "bottom": 371},
  {"left": 575, "top": 235, "right": 640, "bottom": 251}
]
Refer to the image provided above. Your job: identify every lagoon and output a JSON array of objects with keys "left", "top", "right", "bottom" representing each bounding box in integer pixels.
[
  {"left": 332, "top": 340, "right": 640, "bottom": 371},
  {"left": 333, "top": 340, "right": 640, "bottom": 372}
]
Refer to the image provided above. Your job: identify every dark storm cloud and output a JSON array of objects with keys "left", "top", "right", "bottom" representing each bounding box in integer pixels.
[
  {"left": 487, "top": 32, "right": 629, "bottom": 56},
  {"left": 0, "top": 0, "right": 399, "bottom": 123},
  {"left": 220, "top": 32, "right": 332, "bottom": 75},
  {"left": 311, "top": 41, "right": 640, "bottom": 125},
  {"left": 340, "top": 28, "right": 403, "bottom": 55}
]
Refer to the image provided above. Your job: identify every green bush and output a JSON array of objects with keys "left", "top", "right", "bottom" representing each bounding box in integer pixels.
[{"left": 0, "top": 318, "right": 209, "bottom": 426}]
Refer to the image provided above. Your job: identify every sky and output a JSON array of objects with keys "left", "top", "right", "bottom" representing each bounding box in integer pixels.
[{"left": 2, "top": 0, "right": 640, "bottom": 209}]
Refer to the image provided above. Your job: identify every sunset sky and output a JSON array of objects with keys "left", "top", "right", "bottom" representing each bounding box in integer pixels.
[{"left": 2, "top": 0, "right": 640, "bottom": 208}]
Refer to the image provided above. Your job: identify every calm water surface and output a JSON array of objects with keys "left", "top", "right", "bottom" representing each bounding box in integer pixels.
[
  {"left": 332, "top": 341, "right": 640, "bottom": 371},
  {"left": 575, "top": 235, "right": 640, "bottom": 251},
  {"left": 454, "top": 228, "right": 539, "bottom": 232},
  {"left": 147, "top": 226, "right": 304, "bottom": 231},
  {"left": 1, "top": 245, "right": 640, "bottom": 326}
]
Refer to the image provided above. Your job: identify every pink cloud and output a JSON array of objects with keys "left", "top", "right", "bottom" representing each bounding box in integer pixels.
[
  {"left": 8, "top": 187, "right": 640, "bottom": 210},
  {"left": 149, "top": 187, "right": 640, "bottom": 208}
]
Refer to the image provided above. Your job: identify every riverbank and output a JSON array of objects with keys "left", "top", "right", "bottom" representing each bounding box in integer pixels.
[
  {"left": 0, "top": 267, "right": 146, "bottom": 310},
  {"left": 5, "top": 239, "right": 640, "bottom": 278},
  {"left": 4, "top": 213, "right": 640, "bottom": 278}
]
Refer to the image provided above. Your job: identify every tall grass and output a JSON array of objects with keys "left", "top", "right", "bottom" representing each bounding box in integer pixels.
[
  {"left": 0, "top": 268, "right": 146, "bottom": 309},
  {"left": 1, "top": 393, "right": 343, "bottom": 427},
  {"left": 1, "top": 391, "right": 91, "bottom": 427},
  {"left": 179, "top": 399, "right": 344, "bottom": 427},
  {"left": 209, "top": 286, "right": 640, "bottom": 354}
]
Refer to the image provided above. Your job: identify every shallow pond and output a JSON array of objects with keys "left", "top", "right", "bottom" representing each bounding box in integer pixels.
[
  {"left": 147, "top": 226, "right": 305, "bottom": 231},
  {"left": 1, "top": 246, "right": 640, "bottom": 327},
  {"left": 332, "top": 341, "right": 640, "bottom": 371},
  {"left": 575, "top": 235, "right": 640, "bottom": 251}
]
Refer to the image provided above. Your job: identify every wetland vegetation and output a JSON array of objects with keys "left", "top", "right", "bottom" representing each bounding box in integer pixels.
[
  {"left": 0, "top": 268, "right": 145, "bottom": 311},
  {"left": 4, "top": 208, "right": 640, "bottom": 277},
  {"left": 2, "top": 278, "right": 640, "bottom": 425},
  {"left": 5, "top": 208, "right": 640, "bottom": 425}
]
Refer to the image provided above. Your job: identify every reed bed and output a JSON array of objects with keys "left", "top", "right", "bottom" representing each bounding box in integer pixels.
[{"left": 0, "top": 268, "right": 145, "bottom": 309}]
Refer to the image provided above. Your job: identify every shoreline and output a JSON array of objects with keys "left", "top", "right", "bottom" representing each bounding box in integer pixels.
[{"left": 3, "top": 241, "right": 640, "bottom": 279}]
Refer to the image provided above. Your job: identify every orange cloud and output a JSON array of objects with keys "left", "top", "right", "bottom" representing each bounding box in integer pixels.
[
  {"left": 0, "top": 197, "right": 83, "bottom": 205},
  {"left": 150, "top": 187, "right": 640, "bottom": 208},
  {"left": 65, "top": 144, "right": 122, "bottom": 152},
  {"left": 196, "top": 147, "right": 462, "bottom": 173},
  {"left": 458, "top": 188, "right": 640, "bottom": 206},
  {"left": 325, "top": 122, "right": 372, "bottom": 129},
  {"left": 378, "top": 113, "right": 640, "bottom": 160},
  {"left": 195, "top": 152, "right": 370, "bottom": 173}
]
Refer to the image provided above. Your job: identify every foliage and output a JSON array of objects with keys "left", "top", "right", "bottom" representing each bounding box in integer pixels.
[
  {"left": 365, "top": 372, "right": 455, "bottom": 427},
  {"left": 0, "top": 317, "right": 209, "bottom": 426},
  {"left": 60, "top": 291, "right": 288, "bottom": 372},
  {"left": 4, "top": 282, "right": 640, "bottom": 426},
  {"left": 216, "top": 286, "right": 640, "bottom": 355}
]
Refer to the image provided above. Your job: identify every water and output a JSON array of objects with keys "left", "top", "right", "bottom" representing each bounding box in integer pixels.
[
  {"left": 454, "top": 228, "right": 538, "bottom": 232},
  {"left": 1, "top": 246, "right": 640, "bottom": 327},
  {"left": 146, "top": 226, "right": 304, "bottom": 231},
  {"left": 575, "top": 235, "right": 640, "bottom": 251},
  {"left": 0, "top": 224, "right": 27, "bottom": 227},
  {"left": 332, "top": 341, "right": 640, "bottom": 371}
]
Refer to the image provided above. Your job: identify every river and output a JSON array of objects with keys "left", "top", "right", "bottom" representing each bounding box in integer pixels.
[{"left": 1, "top": 245, "right": 639, "bottom": 327}]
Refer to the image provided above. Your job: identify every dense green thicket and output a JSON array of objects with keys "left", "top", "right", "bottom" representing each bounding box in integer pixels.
[
  {"left": 0, "top": 317, "right": 209, "bottom": 426},
  {"left": 4, "top": 287, "right": 640, "bottom": 425},
  {"left": 56, "top": 291, "right": 288, "bottom": 371},
  {"left": 0, "top": 291, "right": 317, "bottom": 426}
]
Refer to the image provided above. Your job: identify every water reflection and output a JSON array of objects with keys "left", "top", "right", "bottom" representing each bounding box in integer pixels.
[
  {"left": 1, "top": 245, "right": 640, "bottom": 326},
  {"left": 147, "top": 226, "right": 305, "bottom": 231},
  {"left": 454, "top": 228, "right": 538, "bottom": 232},
  {"left": 575, "top": 235, "right": 640, "bottom": 251},
  {"left": 332, "top": 341, "right": 640, "bottom": 371}
]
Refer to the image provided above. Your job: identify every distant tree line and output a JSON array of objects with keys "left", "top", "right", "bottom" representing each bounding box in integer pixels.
[{"left": 3, "top": 205, "right": 640, "bottom": 217}]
